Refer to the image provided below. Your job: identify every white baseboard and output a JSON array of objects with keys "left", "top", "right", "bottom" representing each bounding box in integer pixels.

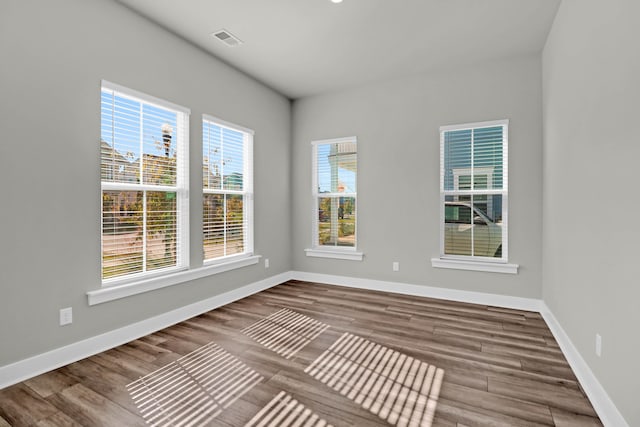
[
  {"left": 0, "top": 271, "right": 291, "bottom": 390},
  {"left": 540, "top": 304, "right": 629, "bottom": 427},
  {"left": 290, "top": 271, "right": 543, "bottom": 312}
]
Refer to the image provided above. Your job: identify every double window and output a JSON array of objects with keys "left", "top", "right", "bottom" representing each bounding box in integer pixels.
[
  {"left": 439, "top": 120, "right": 509, "bottom": 262},
  {"left": 310, "top": 137, "right": 358, "bottom": 256},
  {"left": 100, "top": 81, "right": 189, "bottom": 282},
  {"left": 202, "top": 116, "right": 254, "bottom": 262},
  {"left": 100, "top": 82, "right": 255, "bottom": 286}
]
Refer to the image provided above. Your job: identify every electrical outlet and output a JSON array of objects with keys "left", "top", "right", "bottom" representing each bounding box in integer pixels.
[
  {"left": 60, "top": 307, "right": 73, "bottom": 326},
  {"left": 392, "top": 261, "right": 399, "bottom": 272},
  {"left": 265, "top": 258, "right": 270, "bottom": 269},
  {"left": 595, "top": 334, "right": 602, "bottom": 357}
]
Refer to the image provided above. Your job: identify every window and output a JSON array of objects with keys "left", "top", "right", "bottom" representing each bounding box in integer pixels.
[
  {"left": 438, "top": 120, "right": 510, "bottom": 265},
  {"left": 307, "top": 137, "right": 361, "bottom": 260},
  {"left": 202, "top": 115, "right": 253, "bottom": 262},
  {"left": 100, "top": 81, "right": 189, "bottom": 283}
]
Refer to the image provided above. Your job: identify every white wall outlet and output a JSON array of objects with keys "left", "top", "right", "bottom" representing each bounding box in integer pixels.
[
  {"left": 59, "top": 307, "right": 73, "bottom": 326},
  {"left": 392, "top": 261, "right": 399, "bottom": 272},
  {"left": 595, "top": 333, "right": 602, "bottom": 357},
  {"left": 265, "top": 258, "right": 270, "bottom": 268}
]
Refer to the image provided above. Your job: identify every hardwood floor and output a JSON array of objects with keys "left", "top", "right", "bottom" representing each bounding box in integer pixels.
[{"left": 0, "top": 280, "right": 602, "bottom": 426}]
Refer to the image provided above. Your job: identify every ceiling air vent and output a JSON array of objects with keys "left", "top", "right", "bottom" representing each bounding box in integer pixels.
[{"left": 211, "top": 29, "right": 243, "bottom": 47}]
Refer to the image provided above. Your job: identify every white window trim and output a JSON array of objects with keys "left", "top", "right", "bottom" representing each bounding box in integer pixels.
[
  {"left": 88, "top": 255, "right": 261, "bottom": 305},
  {"left": 305, "top": 248, "right": 364, "bottom": 261},
  {"left": 102, "top": 80, "right": 190, "bottom": 116},
  {"left": 202, "top": 114, "right": 254, "bottom": 264},
  {"left": 431, "top": 257, "right": 518, "bottom": 274},
  {"left": 306, "top": 136, "right": 362, "bottom": 261},
  {"left": 435, "top": 119, "right": 517, "bottom": 273},
  {"left": 100, "top": 80, "right": 190, "bottom": 286}
]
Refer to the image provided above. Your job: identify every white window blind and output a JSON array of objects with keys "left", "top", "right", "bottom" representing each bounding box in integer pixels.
[
  {"left": 202, "top": 115, "right": 253, "bottom": 262},
  {"left": 100, "top": 81, "right": 189, "bottom": 283},
  {"left": 312, "top": 137, "right": 358, "bottom": 249},
  {"left": 440, "top": 120, "right": 508, "bottom": 261}
]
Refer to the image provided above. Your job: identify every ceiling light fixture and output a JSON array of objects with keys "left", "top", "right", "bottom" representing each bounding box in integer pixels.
[{"left": 331, "top": 0, "right": 343, "bottom": 3}]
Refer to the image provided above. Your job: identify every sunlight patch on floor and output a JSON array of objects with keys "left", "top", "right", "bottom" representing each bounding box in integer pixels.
[
  {"left": 244, "top": 390, "right": 333, "bottom": 427},
  {"left": 242, "top": 308, "right": 330, "bottom": 359},
  {"left": 127, "top": 342, "right": 263, "bottom": 427},
  {"left": 305, "top": 333, "right": 444, "bottom": 427}
]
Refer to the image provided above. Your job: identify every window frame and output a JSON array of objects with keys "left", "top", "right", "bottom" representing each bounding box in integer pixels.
[
  {"left": 434, "top": 119, "right": 518, "bottom": 274},
  {"left": 307, "top": 136, "right": 362, "bottom": 261},
  {"left": 100, "top": 80, "right": 190, "bottom": 286},
  {"left": 202, "top": 114, "right": 254, "bottom": 265}
]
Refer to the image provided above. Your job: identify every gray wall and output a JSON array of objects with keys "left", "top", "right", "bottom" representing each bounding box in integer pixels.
[
  {"left": 0, "top": 0, "right": 291, "bottom": 366},
  {"left": 542, "top": 0, "right": 640, "bottom": 424},
  {"left": 292, "top": 55, "right": 543, "bottom": 298}
]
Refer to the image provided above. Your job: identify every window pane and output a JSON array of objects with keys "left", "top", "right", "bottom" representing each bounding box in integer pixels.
[
  {"left": 491, "top": 194, "right": 503, "bottom": 223},
  {"left": 203, "top": 122, "right": 245, "bottom": 191},
  {"left": 222, "top": 128, "right": 244, "bottom": 191},
  {"left": 101, "top": 92, "right": 140, "bottom": 183},
  {"left": 444, "top": 196, "right": 472, "bottom": 256},
  {"left": 142, "top": 105, "right": 178, "bottom": 186},
  {"left": 203, "top": 122, "right": 222, "bottom": 190},
  {"left": 473, "top": 126, "right": 503, "bottom": 189},
  {"left": 226, "top": 194, "right": 244, "bottom": 255},
  {"left": 445, "top": 126, "right": 503, "bottom": 191},
  {"left": 146, "top": 191, "right": 177, "bottom": 271},
  {"left": 203, "top": 194, "right": 224, "bottom": 259},
  {"left": 101, "top": 91, "right": 180, "bottom": 186},
  {"left": 444, "top": 196, "right": 503, "bottom": 258},
  {"left": 444, "top": 130, "right": 471, "bottom": 191},
  {"left": 317, "top": 143, "right": 357, "bottom": 193},
  {"left": 473, "top": 194, "right": 503, "bottom": 258},
  {"left": 318, "top": 196, "right": 356, "bottom": 247},
  {"left": 102, "top": 191, "right": 143, "bottom": 279}
]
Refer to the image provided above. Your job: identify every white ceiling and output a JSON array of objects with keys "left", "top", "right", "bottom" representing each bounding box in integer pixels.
[{"left": 117, "top": 0, "right": 561, "bottom": 99}]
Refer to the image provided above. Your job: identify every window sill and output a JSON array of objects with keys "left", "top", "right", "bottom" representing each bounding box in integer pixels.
[
  {"left": 305, "top": 248, "right": 364, "bottom": 261},
  {"left": 87, "top": 255, "right": 261, "bottom": 305},
  {"left": 431, "top": 257, "right": 518, "bottom": 274}
]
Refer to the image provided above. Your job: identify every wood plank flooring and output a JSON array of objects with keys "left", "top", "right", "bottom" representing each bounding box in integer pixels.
[{"left": 0, "top": 280, "right": 602, "bottom": 426}]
